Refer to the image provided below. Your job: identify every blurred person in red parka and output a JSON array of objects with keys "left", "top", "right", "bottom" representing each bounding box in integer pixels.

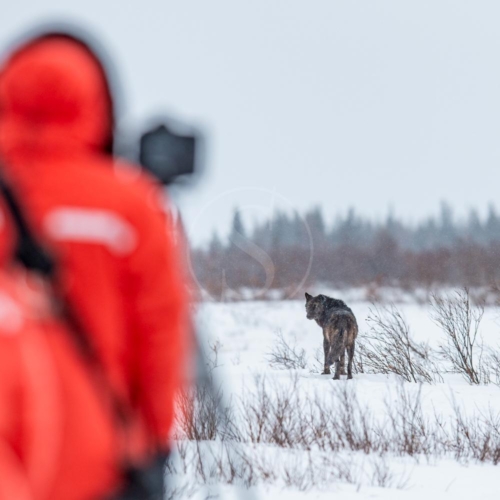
[
  {"left": 0, "top": 198, "right": 123, "bottom": 500},
  {"left": 0, "top": 28, "right": 191, "bottom": 498}
]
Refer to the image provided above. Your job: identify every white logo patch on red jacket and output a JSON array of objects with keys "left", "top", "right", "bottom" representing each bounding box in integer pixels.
[{"left": 44, "top": 207, "right": 138, "bottom": 255}]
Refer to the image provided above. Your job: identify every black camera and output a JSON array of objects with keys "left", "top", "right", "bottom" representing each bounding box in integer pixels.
[{"left": 138, "top": 120, "right": 202, "bottom": 186}]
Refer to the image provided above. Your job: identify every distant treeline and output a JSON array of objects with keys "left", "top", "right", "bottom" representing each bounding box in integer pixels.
[{"left": 190, "top": 204, "right": 500, "bottom": 296}]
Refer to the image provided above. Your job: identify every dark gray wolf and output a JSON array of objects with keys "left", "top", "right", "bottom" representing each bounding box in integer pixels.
[{"left": 305, "top": 293, "right": 358, "bottom": 380}]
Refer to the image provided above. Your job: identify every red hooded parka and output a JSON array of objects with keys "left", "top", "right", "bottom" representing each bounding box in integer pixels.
[
  {"left": 0, "top": 32, "right": 191, "bottom": 481},
  {"left": 0, "top": 200, "right": 122, "bottom": 500}
]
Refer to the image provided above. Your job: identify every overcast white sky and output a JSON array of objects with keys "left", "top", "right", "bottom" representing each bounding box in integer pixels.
[{"left": 2, "top": 1, "right": 500, "bottom": 244}]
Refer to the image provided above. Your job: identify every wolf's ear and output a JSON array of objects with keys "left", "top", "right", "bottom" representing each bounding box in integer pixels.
[{"left": 305, "top": 292, "right": 312, "bottom": 302}]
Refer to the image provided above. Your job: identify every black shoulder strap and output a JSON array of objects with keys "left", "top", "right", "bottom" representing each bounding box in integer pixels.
[{"left": 0, "top": 177, "right": 55, "bottom": 276}]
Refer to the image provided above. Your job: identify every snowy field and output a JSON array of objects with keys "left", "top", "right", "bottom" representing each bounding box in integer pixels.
[{"left": 168, "top": 297, "right": 500, "bottom": 500}]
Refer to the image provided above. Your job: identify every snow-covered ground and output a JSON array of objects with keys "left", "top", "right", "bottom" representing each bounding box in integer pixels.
[{"left": 169, "top": 298, "right": 500, "bottom": 499}]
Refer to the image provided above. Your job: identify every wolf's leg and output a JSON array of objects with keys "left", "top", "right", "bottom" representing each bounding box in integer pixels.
[
  {"left": 333, "top": 357, "right": 341, "bottom": 380},
  {"left": 339, "top": 350, "right": 346, "bottom": 375},
  {"left": 322, "top": 337, "right": 331, "bottom": 375},
  {"left": 347, "top": 344, "right": 355, "bottom": 380}
]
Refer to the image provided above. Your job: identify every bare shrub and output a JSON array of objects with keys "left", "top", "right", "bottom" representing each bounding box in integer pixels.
[
  {"left": 309, "top": 347, "right": 324, "bottom": 374},
  {"left": 207, "top": 340, "right": 222, "bottom": 370},
  {"left": 240, "top": 377, "right": 500, "bottom": 463},
  {"left": 353, "top": 345, "right": 366, "bottom": 374},
  {"left": 267, "top": 330, "right": 307, "bottom": 370},
  {"left": 166, "top": 440, "right": 405, "bottom": 495},
  {"left": 430, "top": 288, "right": 487, "bottom": 384},
  {"left": 166, "top": 440, "right": 257, "bottom": 498},
  {"left": 171, "top": 373, "right": 500, "bottom": 495},
  {"left": 240, "top": 374, "right": 311, "bottom": 448},
  {"left": 369, "top": 456, "right": 410, "bottom": 489},
  {"left": 176, "top": 380, "right": 231, "bottom": 441},
  {"left": 485, "top": 347, "right": 500, "bottom": 386},
  {"left": 383, "top": 383, "right": 439, "bottom": 458},
  {"left": 172, "top": 331, "right": 500, "bottom": 496},
  {"left": 176, "top": 346, "right": 237, "bottom": 442},
  {"left": 448, "top": 403, "right": 500, "bottom": 465},
  {"left": 360, "top": 305, "right": 441, "bottom": 383},
  {"left": 322, "top": 384, "right": 375, "bottom": 454}
]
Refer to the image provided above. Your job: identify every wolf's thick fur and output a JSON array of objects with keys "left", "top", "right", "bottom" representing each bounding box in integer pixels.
[{"left": 305, "top": 293, "right": 358, "bottom": 380}]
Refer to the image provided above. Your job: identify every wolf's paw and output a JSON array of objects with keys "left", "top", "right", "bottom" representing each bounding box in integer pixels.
[
  {"left": 347, "top": 374, "right": 353, "bottom": 380},
  {"left": 332, "top": 375, "right": 341, "bottom": 380},
  {"left": 321, "top": 369, "right": 331, "bottom": 375}
]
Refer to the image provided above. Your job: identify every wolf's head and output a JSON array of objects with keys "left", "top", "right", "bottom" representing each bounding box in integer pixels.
[{"left": 305, "top": 292, "right": 327, "bottom": 320}]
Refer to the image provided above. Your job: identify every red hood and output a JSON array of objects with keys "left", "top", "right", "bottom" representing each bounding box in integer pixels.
[{"left": 0, "top": 34, "right": 114, "bottom": 165}]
